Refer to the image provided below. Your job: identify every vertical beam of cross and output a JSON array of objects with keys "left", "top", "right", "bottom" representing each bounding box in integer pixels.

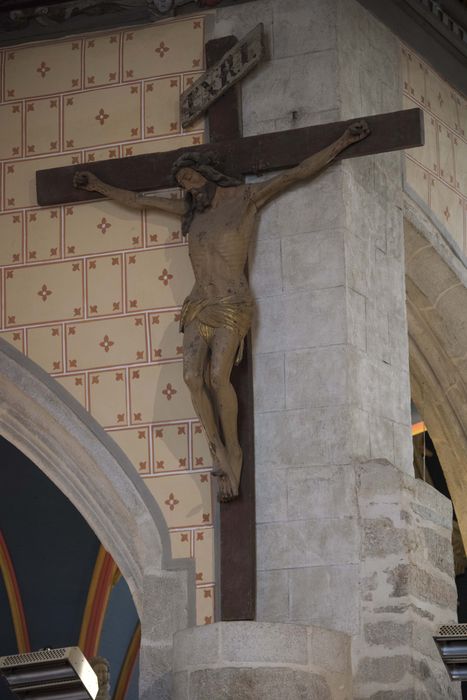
[{"left": 205, "top": 35, "right": 256, "bottom": 622}]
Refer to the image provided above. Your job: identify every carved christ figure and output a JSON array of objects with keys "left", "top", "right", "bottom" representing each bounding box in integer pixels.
[{"left": 74, "top": 120, "right": 370, "bottom": 501}]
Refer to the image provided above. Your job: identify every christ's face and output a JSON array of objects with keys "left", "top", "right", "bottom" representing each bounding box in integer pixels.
[{"left": 175, "top": 167, "right": 208, "bottom": 191}]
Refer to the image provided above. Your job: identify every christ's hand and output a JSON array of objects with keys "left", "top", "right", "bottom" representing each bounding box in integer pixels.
[
  {"left": 73, "top": 171, "right": 101, "bottom": 192},
  {"left": 344, "top": 119, "right": 370, "bottom": 143}
]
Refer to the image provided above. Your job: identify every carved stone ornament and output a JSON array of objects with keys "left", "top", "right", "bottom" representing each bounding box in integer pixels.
[{"left": 0, "top": 0, "right": 238, "bottom": 44}]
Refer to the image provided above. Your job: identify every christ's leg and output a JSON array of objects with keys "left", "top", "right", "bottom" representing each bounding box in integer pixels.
[
  {"left": 182, "top": 322, "right": 231, "bottom": 490},
  {"left": 210, "top": 327, "right": 244, "bottom": 500}
]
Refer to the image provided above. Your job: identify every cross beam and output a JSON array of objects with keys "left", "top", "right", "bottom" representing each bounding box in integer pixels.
[{"left": 36, "top": 108, "right": 424, "bottom": 206}]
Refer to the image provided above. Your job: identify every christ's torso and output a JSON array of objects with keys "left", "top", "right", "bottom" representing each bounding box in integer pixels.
[{"left": 187, "top": 184, "right": 256, "bottom": 301}]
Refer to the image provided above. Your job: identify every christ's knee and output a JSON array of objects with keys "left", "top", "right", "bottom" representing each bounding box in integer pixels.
[
  {"left": 183, "top": 367, "right": 204, "bottom": 394},
  {"left": 210, "top": 368, "right": 230, "bottom": 395}
]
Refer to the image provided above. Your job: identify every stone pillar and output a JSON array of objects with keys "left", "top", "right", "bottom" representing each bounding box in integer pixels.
[
  {"left": 172, "top": 622, "right": 352, "bottom": 699},
  {"left": 209, "top": 0, "right": 460, "bottom": 697}
]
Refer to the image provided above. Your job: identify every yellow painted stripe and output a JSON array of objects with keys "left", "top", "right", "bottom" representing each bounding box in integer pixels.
[
  {"left": 113, "top": 623, "right": 141, "bottom": 700},
  {"left": 79, "top": 545, "right": 106, "bottom": 652},
  {"left": 79, "top": 545, "right": 120, "bottom": 658},
  {"left": 412, "top": 421, "right": 426, "bottom": 436},
  {"left": 0, "top": 530, "right": 31, "bottom": 653}
]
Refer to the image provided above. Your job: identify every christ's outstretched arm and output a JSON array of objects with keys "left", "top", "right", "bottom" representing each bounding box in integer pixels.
[
  {"left": 73, "top": 172, "right": 186, "bottom": 216},
  {"left": 250, "top": 119, "right": 370, "bottom": 210}
]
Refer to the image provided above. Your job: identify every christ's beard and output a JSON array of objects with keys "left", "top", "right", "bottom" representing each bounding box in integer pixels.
[{"left": 182, "top": 181, "right": 217, "bottom": 235}]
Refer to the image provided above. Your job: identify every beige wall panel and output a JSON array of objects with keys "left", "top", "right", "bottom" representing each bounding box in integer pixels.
[
  {"left": 122, "top": 18, "right": 204, "bottom": 81},
  {"left": 0, "top": 103, "right": 22, "bottom": 159},
  {"left": 4, "top": 260, "right": 84, "bottom": 326},
  {"left": 0, "top": 329, "right": 24, "bottom": 353},
  {"left": 195, "top": 586, "right": 214, "bottom": 625},
  {"left": 129, "top": 362, "right": 195, "bottom": 424},
  {"left": 146, "top": 204, "right": 182, "bottom": 247},
  {"left": 149, "top": 310, "right": 183, "bottom": 362},
  {"left": 438, "top": 123, "right": 455, "bottom": 186},
  {"left": 27, "top": 324, "right": 63, "bottom": 373},
  {"left": 126, "top": 132, "right": 204, "bottom": 158},
  {"left": 0, "top": 212, "right": 23, "bottom": 266},
  {"left": 84, "top": 34, "right": 121, "bottom": 87},
  {"left": 88, "top": 368, "right": 128, "bottom": 427},
  {"left": 144, "top": 471, "right": 212, "bottom": 528},
  {"left": 191, "top": 422, "right": 213, "bottom": 470},
  {"left": 4, "top": 41, "right": 82, "bottom": 100},
  {"left": 430, "top": 177, "right": 464, "bottom": 247},
  {"left": 170, "top": 530, "right": 191, "bottom": 559},
  {"left": 56, "top": 373, "right": 86, "bottom": 407},
  {"left": 86, "top": 254, "right": 124, "bottom": 317},
  {"left": 25, "top": 98, "right": 60, "bottom": 156},
  {"left": 107, "top": 425, "right": 151, "bottom": 475},
  {"left": 4, "top": 154, "right": 79, "bottom": 209},
  {"left": 153, "top": 422, "right": 189, "bottom": 471},
  {"left": 144, "top": 76, "right": 181, "bottom": 138},
  {"left": 64, "top": 200, "right": 144, "bottom": 257},
  {"left": 194, "top": 527, "right": 214, "bottom": 584},
  {"left": 125, "top": 246, "right": 193, "bottom": 311},
  {"left": 26, "top": 208, "right": 61, "bottom": 262},
  {"left": 65, "top": 314, "right": 147, "bottom": 371},
  {"left": 63, "top": 84, "right": 142, "bottom": 150}
]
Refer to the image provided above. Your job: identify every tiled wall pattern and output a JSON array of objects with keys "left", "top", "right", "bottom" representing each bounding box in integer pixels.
[
  {"left": 0, "top": 16, "right": 216, "bottom": 625},
  {"left": 402, "top": 44, "right": 467, "bottom": 253}
]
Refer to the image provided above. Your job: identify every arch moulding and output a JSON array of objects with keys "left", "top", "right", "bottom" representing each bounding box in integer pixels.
[{"left": 0, "top": 339, "right": 195, "bottom": 697}]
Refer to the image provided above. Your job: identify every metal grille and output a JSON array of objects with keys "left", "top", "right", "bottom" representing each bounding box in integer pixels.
[
  {"left": 438, "top": 624, "right": 467, "bottom": 637},
  {"left": 0, "top": 649, "right": 67, "bottom": 667}
]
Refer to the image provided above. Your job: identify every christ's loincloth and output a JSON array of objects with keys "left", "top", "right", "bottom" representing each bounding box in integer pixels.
[{"left": 179, "top": 295, "right": 254, "bottom": 365}]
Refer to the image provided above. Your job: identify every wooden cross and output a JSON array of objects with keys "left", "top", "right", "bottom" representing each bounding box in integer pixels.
[{"left": 35, "top": 36, "right": 424, "bottom": 623}]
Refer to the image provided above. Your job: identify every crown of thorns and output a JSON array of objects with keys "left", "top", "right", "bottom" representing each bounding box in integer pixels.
[{"left": 171, "top": 151, "right": 241, "bottom": 187}]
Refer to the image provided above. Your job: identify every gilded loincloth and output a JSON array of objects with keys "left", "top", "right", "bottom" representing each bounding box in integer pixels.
[{"left": 179, "top": 295, "right": 254, "bottom": 365}]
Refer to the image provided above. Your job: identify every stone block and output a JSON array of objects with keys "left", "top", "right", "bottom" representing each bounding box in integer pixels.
[
  {"left": 307, "top": 625, "right": 351, "bottom": 675},
  {"left": 142, "top": 572, "right": 188, "bottom": 642},
  {"left": 253, "top": 286, "right": 347, "bottom": 356},
  {"left": 210, "top": 0, "right": 273, "bottom": 44},
  {"left": 139, "top": 642, "right": 172, "bottom": 700},
  {"left": 172, "top": 672, "right": 188, "bottom": 700},
  {"left": 172, "top": 624, "right": 220, "bottom": 672},
  {"left": 369, "top": 412, "right": 395, "bottom": 464},
  {"left": 364, "top": 620, "right": 412, "bottom": 649},
  {"left": 255, "top": 405, "right": 361, "bottom": 468},
  {"left": 256, "top": 569, "right": 290, "bottom": 621},
  {"left": 257, "top": 517, "right": 360, "bottom": 570},
  {"left": 289, "top": 564, "right": 360, "bottom": 633},
  {"left": 242, "top": 50, "right": 339, "bottom": 133},
  {"left": 272, "top": 0, "right": 337, "bottom": 59},
  {"left": 248, "top": 236, "right": 283, "bottom": 300},
  {"left": 392, "top": 420, "right": 413, "bottom": 475},
  {"left": 356, "top": 654, "right": 410, "bottom": 684},
  {"left": 346, "top": 287, "right": 367, "bottom": 352},
  {"left": 256, "top": 465, "right": 288, "bottom": 523},
  {"left": 256, "top": 166, "right": 346, "bottom": 242},
  {"left": 420, "top": 527, "right": 455, "bottom": 576},
  {"left": 281, "top": 227, "right": 346, "bottom": 293},
  {"left": 286, "top": 465, "right": 357, "bottom": 521},
  {"left": 252, "top": 351, "right": 285, "bottom": 413},
  {"left": 363, "top": 518, "right": 407, "bottom": 558},
  {"left": 188, "top": 667, "right": 331, "bottom": 700},
  {"left": 284, "top": 345, "right": 348, "bottom": 410},
  {"left": 386, "top": 563, "right": 458, "bottom": 609},
  {"left": 220, "top": 621, "right": 308, "bottom": 665}
]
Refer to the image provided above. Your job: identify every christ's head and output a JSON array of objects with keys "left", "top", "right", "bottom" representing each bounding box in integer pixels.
[{"left": 171, "top": 152, "right": 241, "bottom": 235}]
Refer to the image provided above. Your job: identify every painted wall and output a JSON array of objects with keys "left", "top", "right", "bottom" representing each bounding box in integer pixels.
[
  {"left": 0, "top": 15, "right": 215, "bottom": 626},
  {"left": 402, "top": 44, "right": 466, "bottom": 256}
]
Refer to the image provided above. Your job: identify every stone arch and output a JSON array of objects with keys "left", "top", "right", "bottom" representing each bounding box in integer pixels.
[
  {"left": 0, "top": 339, "right": 194, "bottom": 697},
  {"left": 404, "top": 195, "right": 467, "bottom": 547}
]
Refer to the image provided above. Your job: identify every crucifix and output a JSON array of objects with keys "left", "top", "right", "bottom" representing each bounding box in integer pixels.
[{"left": 36, "top": 32, "right": 424, "bottom": 621}]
